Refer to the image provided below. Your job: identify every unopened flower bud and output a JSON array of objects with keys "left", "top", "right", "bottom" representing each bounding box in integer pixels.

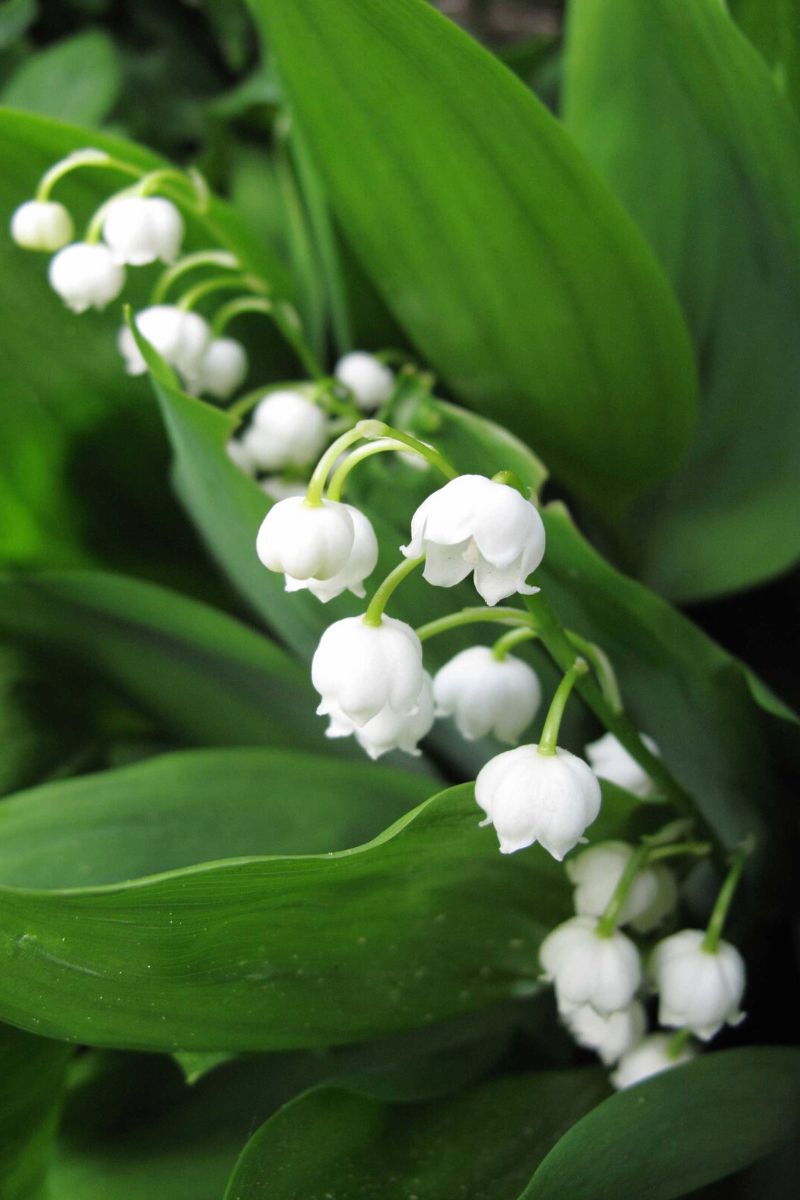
[
  {"left": 610, "top": 1032, "right": 696, "bottom": 1090},
  {"left": 10, "top": 200, "right": 74, "bottom": 251},
  {"left": 585, "top": 731, "right": 659, "bottom": 797},
  {"left": 117, "top": 306, "right": 211, "bottom": 393},
  {"left": 102, "top": 195, "right": 184, "bottom": 265},
  {"left": 334, "top": 351, "right": 395, "bottom": 411},
  {"left": 284, "top": 503, "right": 378, "bottom": 602},
  {"left": 565, "top": 999, "right": 647, "bottom": 1066},
  {"left": 245, "top": 390, "right": 329, "bottom": 472},
  {"left": 567, "top": 841, "right": 678, "bottom": 933},
  {"left": 312, "top": 615, "right": 423, "bottom": 726},
  {"left": 198, "top": 337, "right": 248, "bottom": 399},
  {"left": 256, "top": 497, "right": 355, "bottom": 585},
  {"left": 475, "top": 745, "right": 600, "bottom": 859},
  {"left": 48, "top": 242, "right": 125, "bottom": 312},
  {"left": 539, "top": 915, "right": 641, "bottom": 1015},
  {"left": 650, "top": 929, "right": 746, "bottom": 1041},
  {"left": 402, "top": 474, "right": 545, "bottom": 606},
  {"left": 433, "top": 644, "right": 540, "bottom": 744},
  {"left": 328, "top": 672, "right": 435, "bottom": 759}
]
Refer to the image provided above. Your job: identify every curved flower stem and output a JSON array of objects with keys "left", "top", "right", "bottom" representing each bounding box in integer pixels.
[
  {"left": 564, "top": 630, "right": 622, "bottom": 715},
  {"left": 524, "top": 591, "right": 700, "bottom": 826},
  {"left": 305, "top": 426, "right": 370, "bottom": 507},
  {"left": 537, "top": 658, "right": 589, "bottom": 757},
  {"left": 136, "top": 166, "right": 205, "bottom": 208},
  {"left": 35, "top": 149, "right": 140, "bottom": 201},
  {"left": 356, "top": 420, "right": 458, "bottom": 480},
  {"left": 326, "top": 439, "right": 412, "bottom": 501},
  {"left": 647, "top": 841, "right": 712, "bottom": 863},
  {"left": 152, "top": 251, "right": 241, "bottom": 304},
  {"left": 212, "top": 296, "right": 324, "bottom": 381},
  {"left": 363, "top": 556, "right": 425, "bottom": 627},
  {"left": 595, "top": 843, "right": 651, "bottom": 937},
  {"left": 491, "top": 626, "right": 538, "bottom": 661},
  {"left": 702, "top": 842, "right": 752, "bottom": 952},
  {"left": 177, "top": 275, "right": 261, "bottom": 311},
  {"left": 416, "top": 607, "right": 533, "bottom": 643},
  {"left": 667, "top": 1028, "right": 693, "bottom": 1058}
]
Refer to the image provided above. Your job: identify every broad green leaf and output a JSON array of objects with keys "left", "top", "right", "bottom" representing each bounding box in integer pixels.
[
  {"left": 0, "top": 570, "right": 332, "bottom": 752},
  {"left": 0, "top": 0, "right": 36, "bottom": 52},
  {"left": 0, "top": 1022, "right": 70, "bottom": 1200},
  {"left": 730, "top": 0, "right": 800, "bottom": 115},
  {"left": 224, "top": 1070, "right": 608, "bottom": 1200},
  {"left": 248, "top": 0, "right": 698, "bottom": 507},
  {"left": 0, "top": 785, "right": 571, "bottom": 1051},
  {"left": 2, "top": 31, "right": 121, "bottom": 126},
  {"left": 564, "top": 0, "right": 800, "bottom": 599},
  {"left": 525, "top": 1048, "right": 800, "bottom": 1199},
  {"left": 0, "top": 747, "right": 435, "bottom": 888}
]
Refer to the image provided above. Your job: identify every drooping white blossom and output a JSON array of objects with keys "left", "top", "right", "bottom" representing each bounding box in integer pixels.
[
  {"left": 650, "top": 929, "right": 746, "bottom": 1041},
  {"left": 567, "top": 841, "right": 678, "bottom": 933},
  {"left": 117, "top": 305, "right": 211, "bottom": 393},
  {"left": 326, "top": 672, "right": 435, "bottom": 760},
  {"left": 284, "top": 503, "right": 378, "bottom": 602},
  {"left": 585, "top": 731, "right": 659, "bottom": 798},
  {"left": 244, "top": 390, "right": 329, "bottom": 472},
  {"left": 610, "top": 1033, "right": 697, "bottom": 1090},
  {"left": 312, "top": 615, "right": 423, "bottom": 727},
  {"left": 48, "top": 242, "right": 125, "bottom": 312},
  {"left": 198, "top": 337, "right": 248, "bottom": 399},
  {"left": 256, "top": 497, "right": 355, "bottom": 586},
  {"left": 334, "top": 351, "right": 395, "bottom": 411},
  {"left": 564, "top": 999, "right": 647, "bottom": 1066},
  {"left": 401, "top": 474, "right": 545, "bottom": 606},
  {"left": 539, "top": 915, "right": 642, "bottom": 1016},
  {"left": 433, "top": 645, "right": 541, "bottom": 744},
  {"left": 226, "top": 438, "right": 256, "bottom": 476},
  {"left": 102, "top": 195, "right": 184, "bottom": 265},
  {"left": 10, "top": 200, "right": 73, "bottom": 251},
  {"left": 475, "top": 745, "right": 600, "bottom": 859}
]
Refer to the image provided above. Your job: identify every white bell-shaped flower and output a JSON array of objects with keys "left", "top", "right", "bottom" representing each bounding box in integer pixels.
[
  {"left": 117, "top": 306, "right": 211, "bottom": 393},
  {"left": 650, "top": 929, "right": 746, "bottom": 1041},
  {"left": 433, "top": 645, "right": 541, "bottom": 744},
  {"left": 198, "top": 337, "right": 248, "bottom": 399},
  {"left": 565, "top": 999, "right": 647, "bottom": 1066},
  {"left": 334, "top": 351, "right": 395, "bottom": 411},
  {"left": 567, "top": 841, "right": 678, "bottom": 934},
  {"left": 226, "top": 438, "right": 256, "bottom": 476},
  {"left": 10, "top": 200, "right": 74, "bottom": 251},
  {"left": 475, "top": 745, "right": 600, "bottom": 859},
  {"left": 256, "top": 496, "right": 355, "bottom": 586},
  {"left": 102, "top": 195, "right": 184, "bottom": 265},
  {"left": 585, "top": 731, "right": 659, "bottom": 797},
  {"left": 245, "top": 390, "right": 329, "bottom": 472},
  {"left": 48, "top": 242, "right": 125, "bottom": 312},
  {"left": 539, "top": 915, "right": 641, "bottom": 1016},
  {"left": 401, "top": 474, "right": 545, "bottom": 606},
  {"left": 327, "top": 672, "right": 435, "bottom": 760},
  {"left": 284, "top": 503, "right": 378, "bottom": 602},
  {"left": 312, "top": 615, "right": 423, "bottom": 727},
  {"left": 610, "top": 1033, "right": 697, "bottom": 1090}
]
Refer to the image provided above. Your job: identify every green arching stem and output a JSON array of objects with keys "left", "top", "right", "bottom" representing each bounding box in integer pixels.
[
  {"left": 305, "top": 426, "right": 369, "bottom": 507},
  {"left": 537, "top": 658, "right": 589, "bottom": 757},
  {"left": 212, "top": 296, "right": 324, "bottom": 381},
  {"left": 326, "top": 439, "right": 412, "bottom": 501},
  {"left": 491, "top": 625, "right": 538, "bottom": 661},
  {"left": 152, "top": 251, "right": 241, "bottom": 304},
  {"left": 647, "top": 841, "right": 711, "bottom": 863},
  {"left": 363, "top": 556, "right": 425, "bottom": 627},
  {"left": 524, "top": 591, "right": 699, "bottom": 827},
  {"left": 491, "top": 469, "right": 530, "bottom": 497},
  {"left": 596, "top": 843, "right": 651, "bottom": 938},
  {"left": 564, "top": 630, "right": 622, "bottom": 716},
  {"left": 177, "top": 275, "right": 259, "bottom": 312},
  {"left": 356, "top": 420, "right": 458, "bottom": 480},
  {"left": 416, "top": 606, "right": 533, "bottom": 643},
  {"left": 667, "top": 1028, "right": 693, "bottom": 1059},
  {"left": 702, "top": 843, "right": 751, "bottom": 952},
  {"left": 35, "top": 149, "right": 139, "bottom": 201},
  {"left": 136, "top": 167, "right": 202, "bottom": 205}
]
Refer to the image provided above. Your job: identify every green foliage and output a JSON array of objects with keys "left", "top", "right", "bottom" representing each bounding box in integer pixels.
[
  {"left": 0, "top": 1022, "right": 70, "bottom": 1200},
  {"left": 1, "top": 30, "right": 121, "bottom": 125}
]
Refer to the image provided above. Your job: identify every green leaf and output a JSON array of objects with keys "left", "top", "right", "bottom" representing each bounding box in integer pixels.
[
  {"left": 0, "top": 1022, "right": 70, "bottom": 1200},
  {"left": 564, "top": 0, "right": 800, "bottom": 599},
  {"left": 525, "top": 1048, "right": 800, "bottom": 1199},
  {"left": 730, "top": 0, "right": 800, "bottom": 115},
  {"left": 0, "top": 570, "right": 332, "bottom": 752},
  {"left": 0, "top": 784, "right": 570, "bottom": 1052},
  {"left": 0, "top": 747, "right": 435, "bottom": 888},
  {"left": 224, "top": 1070, "right": 608, "bottom": 1200},
  {"left": 2, "top": 31, "right": 121, "bottom": 126},
  {"left": 247, "top": 0, "right": 698, "bottom": 507}
]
